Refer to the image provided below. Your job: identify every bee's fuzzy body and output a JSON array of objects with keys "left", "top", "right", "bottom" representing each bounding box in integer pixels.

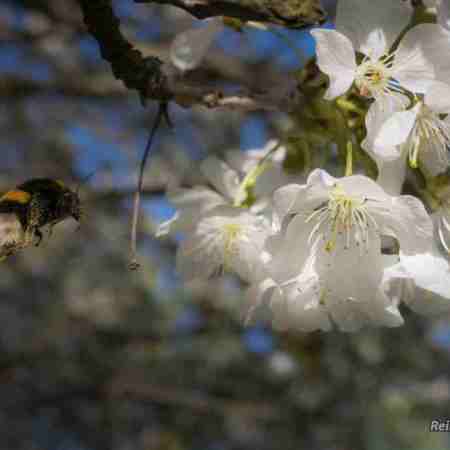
[{"left": 0, "top": 178, "right": 81, "bottom": 258}]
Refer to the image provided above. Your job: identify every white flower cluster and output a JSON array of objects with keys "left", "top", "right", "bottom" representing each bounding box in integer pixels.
[
  {"left": 312, "top": 0, "right": 450, "bottom": 176},
  {"left": 160, "top": 0, "right": 450, "bottom": 332}
]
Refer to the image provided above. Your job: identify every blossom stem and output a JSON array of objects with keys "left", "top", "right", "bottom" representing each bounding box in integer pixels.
[
  {"left": 233, "top": 141, "right": 281, "bottom": 207},
  {"left": 345, "top": 141, "right": 353, "bottom": 177},
  {"left": 336, "top": 97, "right": 365, "bottom": 117}
]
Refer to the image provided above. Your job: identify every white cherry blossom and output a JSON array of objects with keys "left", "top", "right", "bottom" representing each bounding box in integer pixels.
[
  {"left": 174, "top": 205, "right": 271, "bottom": 282},
  {"left": 311, "top": 0, "right": 449, "bottom": 141},
  {"left": 157, "top": 155, "right": 271, "bottom": 282},
  {"left": 373, "top": 81, "right": 450, "bottom": 176},
  {"left": 245, "top": 169, "right": 433, "bottom": 332}
]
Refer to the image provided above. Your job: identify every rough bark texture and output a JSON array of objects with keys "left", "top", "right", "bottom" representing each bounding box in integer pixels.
[
  {"left": 78, "top": 0, "right": 172, "bottom": 102},
  {"left": 135, "top": 0, "right": 326, "bottom": 27}
]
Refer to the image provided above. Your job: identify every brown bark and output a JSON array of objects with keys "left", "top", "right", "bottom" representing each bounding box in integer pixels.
[{"left": 135, "top": 0, "right": 326, "bottom": 28}]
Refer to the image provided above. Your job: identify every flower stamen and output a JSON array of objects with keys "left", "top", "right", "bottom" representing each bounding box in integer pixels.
[
  {"left": 407, "top": 103, "right": 450, "bottom": 169},
  {"left": 221, "top": 223, "right": 243, "bottom": 270},
  {"left": 306, "top": 185, "right": 378, "bottom": 252},
  {"left": 355, "top": 52, "right": 406, "bottom": 100}
]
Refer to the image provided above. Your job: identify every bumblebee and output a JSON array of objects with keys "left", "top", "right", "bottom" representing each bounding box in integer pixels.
[{"left": 0, "top": 178, "right": 81, "bottom": 258}]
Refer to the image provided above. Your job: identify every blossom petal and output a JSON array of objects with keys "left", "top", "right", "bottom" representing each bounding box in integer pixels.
[
  {"left": 176, "top": 235, "right": 219, "bottom": 281},
  {"left": 373, "top": 104, "right": 420, "bottom": 152},
  {"left": 254, "top": 165, "right": 304, "bottom": 199},
  {"left": 268, "top": 213, "right": 317, "bottom": 281},
  {"left": 373, "top": 195, "right": 433, "bottom": 255},
  {"left": 276, "top": 274, "right": 332, "bottom": 332},
  {"left": 170, "top": 18, "right": 223, "bottom": 71},
  {"left": 418, "top": 142, "right": 450, "bottom": 177},
  {"left": 200, "top": 156, "right": 240, "bottom": 200},
  {"left": 162, "top": 187, "right": 226, "bottom": 233},
  {"left": 393, "top": 24, "right": 447, "bottom": 93},
  {"left": 310, "top": 29, "right": 356, "bottom": 100},
  {"left": 400, "top": 252, "right": 450, "bottom": 314},
  {"left": 336, "top": 0, "right": 412, "bottom": 58},
  {"left": 272, "top": 184, "right": 305, "bottom": 223},
  {"left": 362, "top": 94, "right": 409, "bottom": 159},
  {"left": 315, "top": 238, "right": 402, "bottom": 332},
  {"left": 270, "top": 246, "right": 333, "bottom": 332},
  {"left": 425, "top": 81, "right": 450, "bottom": 113},
  {"left": 175, "top": 205, "right": 271, "bottom": 282},
  {"left": 244, "top": 278, "right": 278, "bottom": 325},
  {"left": 437, "top": 0, "right": 450, "bottom": 30},
  {"left": 416, "top": 113, "right": 450, "bottom": 176},
  {"left": 156, "top": 213, "right": 179, "bottom": 237},
  {"left": 437, "top": 209, "right": 450, "bottom": 253},
  {"left": 375, "top": 149, "right": 408, "bottom": 196},
  {"left": 272, "top": 169, "right": 333, "bottom": 218},
  {"left": 339, "top": 174, "right": 390, "bottom": 202}
]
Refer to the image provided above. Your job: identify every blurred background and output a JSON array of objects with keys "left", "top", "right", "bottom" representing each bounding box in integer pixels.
[{"left": 1, "top": 1, "right": 450, "bottom": 449}]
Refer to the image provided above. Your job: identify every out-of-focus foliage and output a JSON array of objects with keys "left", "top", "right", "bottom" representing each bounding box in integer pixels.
[{"left": 1, "top": 1, "right": 450, "bottom": 449}]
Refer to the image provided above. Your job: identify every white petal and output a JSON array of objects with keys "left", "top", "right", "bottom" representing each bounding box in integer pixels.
[
  {"left": 244, "top": 278, "right": 278, "bottom": 325},
  {"left": 400, "top": 252, "right": 450, "bottom": 314},
  {"left": 168, "top": 187, "right": 225, "bottom": 212},
  {"left": 437, "top": 209, "right": 450, "bottom": 253},
  {"left": 418, "top": 143, "right": 450, "bottom": 177},
  {"left": 176, "top": 205, "right": 271, "bottom": 282},
  {"left": 307, "top": 168, "right": 336, "bottom": 188},
  {"left": 200, "top": 156, "right": 241, "bottom": 200},
  {"left": 254, "top": 165, "right": 304, "bottom": 199},
  {"left": 165, "top": 187, "right": 226, "bottom": 232},
  {"left": 278, "top": 274, "right": 332, "bottom": 332},
  {"left": 362, "top": 94, "right": 409, "bottom": 158},
  {"left": 225, "top": 149, "right": 259, "bottom": 174},
  {"left": 270, "top": 247, "right": 333, "bottom": 332},
  {"left": 416, "top": 112, "right": 450, "bottom": 176},
  {"left": 437, "top": 0, "right": 450, "bottom": 30},
  {"left": 373, "top": 195, "right": 433, "bottom": 255},
  {"left": 394, "top": 24, "right": 447, "bottom": 93},
  {"left": 273, "top": 169, "right": 333, "bottom": 218},
  {"left": 424, "top": 81, "right": 450, "bottom": 113},
  {"left": 373, "top": 104, "right": 420, "bottom": 151},
  {"left": 310, "top": 29, "right": 357, "bottom": 100},
  {"left": 315, "top": 237, "right": 401, "bottom": 332},
  {"left": 375, "top": 148, "right": 408, "bottom": 196},
  {"left": 339, "top": 174, "right": 390, "bottom": 201},
  {"left": 272, "top": 184, "right": 304, "bottom": 223},
  {"left": 268, "top": 213, "right": 317, "bottom": 282},
  {"left": 176, "top": 235, "right": 219, "bottom": 281},
  {"left": 370, "top": 288, "right": 404, "bottom": 328},
  {"left": 156, "top": 213, "right": 179, "bottom": 237},
  {"left": 170, "top": 18, "right": 223, "bottom": 71},
  {"left": 336, "top": 0, "right": 412, "bottom": 58}
]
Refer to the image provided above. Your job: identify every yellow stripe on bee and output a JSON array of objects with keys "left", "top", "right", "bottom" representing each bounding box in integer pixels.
[
  {"left": 55, "top": 179, "right": 66, "bottom": 189},
  {"left": 0, "top": 190, "right": 32, "bottom": 204}
]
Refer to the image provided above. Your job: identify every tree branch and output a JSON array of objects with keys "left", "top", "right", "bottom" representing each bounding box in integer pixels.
[
  {"left": 77, "top": 0, "right": 305, "bottom": 112},
  {"left": 78, "top": 0, "right": 172, "bottom": 102},
  {"left": 135, "top": 0, "right": 326, "bottom": 28}
]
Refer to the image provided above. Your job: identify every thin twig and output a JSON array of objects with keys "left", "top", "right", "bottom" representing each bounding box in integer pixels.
[{"left": 129, "top": 103, "right": 171, "bottom": 270}]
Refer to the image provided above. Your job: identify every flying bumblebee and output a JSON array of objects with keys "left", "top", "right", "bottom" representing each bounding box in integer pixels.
[{"left": 0, "top": 178, "right": 81, "bottom": 260}]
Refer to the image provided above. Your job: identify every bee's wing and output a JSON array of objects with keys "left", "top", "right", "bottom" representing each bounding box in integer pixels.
[{"left": 0, "top": 213, "right": 25, "bottom": 260}]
